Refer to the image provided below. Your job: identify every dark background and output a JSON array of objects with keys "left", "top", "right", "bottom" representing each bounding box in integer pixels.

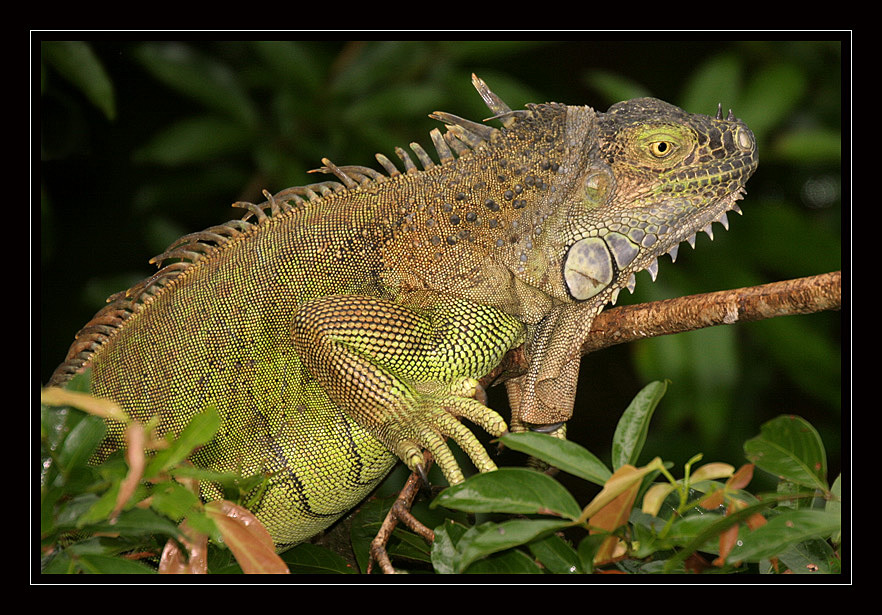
[{"left": 38, "top": 38, "right": 844, "bottom": 492}]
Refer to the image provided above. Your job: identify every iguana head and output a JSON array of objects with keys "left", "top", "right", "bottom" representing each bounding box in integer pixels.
[
  {"left": 410, "top": 76, "right": 757, "bottom": 313},
  {"left": 557, "top": 96, "right": 758, "bottom": 305}
]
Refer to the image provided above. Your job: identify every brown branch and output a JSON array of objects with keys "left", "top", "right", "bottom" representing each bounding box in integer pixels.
[
  {"left": 367, "top": 451, "right": 436, "bottom": 574},
  {"left": 580, "top": 270, "right": 841, "bottom": 354},
  {"left": 490, "top": 271, "right": 841, "bottom": 379}
]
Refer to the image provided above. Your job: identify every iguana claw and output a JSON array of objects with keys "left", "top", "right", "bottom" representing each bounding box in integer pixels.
[{"left": 414, "top": 460, "right": 429, "bottom": 485}]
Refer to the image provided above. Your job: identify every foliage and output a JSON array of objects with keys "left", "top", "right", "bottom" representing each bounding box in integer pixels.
[
  {"left": 40, "top": 378, "right": 840, "bottom": 575},
  {"left": 40, "top": 372, "right": 288, "bottom": 574},
  {"left": 345, "top": 382, "right": 842, "bottom": 574}
]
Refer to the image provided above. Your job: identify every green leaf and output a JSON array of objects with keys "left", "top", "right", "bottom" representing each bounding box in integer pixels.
[
  {"left": 343, "top": 84, "right": 447, "bottom": 124},
  {"left": 576, "top": 534, "right": 608, "bottom": 573},
  {"left": 280, "top": 543, "right": 357, "bottom": 574},
  {"left": 583, "top": 70, "right": 651, "bottom": 104},
  {"left": 665, "top": 513, "right": 727, "bottom": 550},
  {"left": 56, "top": 412, "right": 105, "bottom": 472},
  {"left": 663, "top": 498, "right": 778, "bottom": 572},
  {"left": 144, "top": 405, "right": 220, "bottom": 477},
  {"left": 347, "top": 493, "right": 399, "bottom": 573},
  {"left": 134, "top": 42, "right": 258, "bottom": 128},
  {"left": 773, "top": 127, "right": 842, "bottom": 163},
  {"left": 528, "top": 532, "right": 582, "bottom": 574},
  {"left": 431, "top": 521, "right": 467, "bottom": 574},
  {"left": 249, "top": 41, "right": 325, "bottom": 92},
  {"left": 612, "top": 380, "right": 667, "bottom": 469},
  {"left": 440, "top": 41, "right": 552, "bottom": 62},
  {"left": 389, "top": 527, "right": 433, "bottom": 564},
  {"left": 463, "top": 548, "right": 543, "bottom": 574},
  {"left": 743, "top": 415, "right": 828, "bottom": 491},
  {"left": 75, "top": 553, "right": 157, "bottom": 574},
  {"left": 76, "top": 482, "right": 122, "bottom": 526},
  {"left": 330, "top": 42, "right": 430, "bottom": 96},
  {"left": 134, "top": 115, "right": 253, "bottom": 166},
  {"left": 827, "top": 474, "right": 842, "bottom": 544},
  {"left": 88, "top": 506, "right": 182, "bottom": 539},
  {"left": 737, "top": 62, "right": 807, "bottom": 141},
  {"left": 65, "top": 370, "right": 94, "bottom": 394},
  {"left": 499, "top": 432, "right": 611, "bottom": 485},
  {"left": 725, "top": 510, "right": 841, "bottom": 564},
  {"left": 148, "top": 480, "right": 202, "bottom": 521},
  {"left": 775, "top": 537, "right": 840, "bottom": 574},
  {"left": 41, "top": 550, "right": 75, "bottom": 574},
  {"left": 52, "top": 493, "right": 101, "bottom": 531},
  {"left": 41, "top": 41, "right": 116, "bottom": 120},
  {"left": 451, "top": 518, "right": 571, "bottom": 573},
  {"left": 431, "top": 468, "right": 582, "bottom": 520},
  {"left": 679, "top": 52, "right": 743, "bottom": 115}
]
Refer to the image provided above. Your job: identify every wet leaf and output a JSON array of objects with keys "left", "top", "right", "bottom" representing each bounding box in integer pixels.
[
  {"left": 528, "top": 532, "right": 582, "bottom": 574},
  {"left": 205, "top": 500, "right": 289, "bottom": 574},
  {"left": 725, "top": 509, "right": 841, "bottom": 564},
  {"left": 159, "top": 520, "right": 208, "bottom": 574},
  {"left": 449, "top": 518, "right": 571, "bottom": 573}
]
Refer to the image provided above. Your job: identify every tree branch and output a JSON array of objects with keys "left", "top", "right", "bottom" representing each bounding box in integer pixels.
[{"left": 489, "top": 271, "right": 841, "bottom": 379}]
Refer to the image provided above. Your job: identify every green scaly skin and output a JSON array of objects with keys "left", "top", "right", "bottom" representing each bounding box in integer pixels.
[{"left": 49, "top": 75, "right": 757, "bottom": 548}]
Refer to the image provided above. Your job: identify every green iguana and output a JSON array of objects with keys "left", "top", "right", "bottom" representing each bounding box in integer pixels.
[{"left": 48, "top": 74, "right": 758, "bottom": 549}]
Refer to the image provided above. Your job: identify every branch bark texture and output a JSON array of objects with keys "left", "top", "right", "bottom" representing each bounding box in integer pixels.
[{"left": 490, "top": 271, "right": 841, "bottom": 380}]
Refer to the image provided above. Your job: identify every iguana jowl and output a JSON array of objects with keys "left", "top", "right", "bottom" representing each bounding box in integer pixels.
[{"left": 49, "top": 75, "right": 758, "bottom": 548}]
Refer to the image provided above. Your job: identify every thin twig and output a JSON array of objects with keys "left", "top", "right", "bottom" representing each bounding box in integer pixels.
[{"left": 367, "top": 451, "right": 435, "bottom": 574}]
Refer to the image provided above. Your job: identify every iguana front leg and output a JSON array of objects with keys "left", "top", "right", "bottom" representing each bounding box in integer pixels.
[{"left": 291, "top": 293, "right": 526, "bottom": 485}]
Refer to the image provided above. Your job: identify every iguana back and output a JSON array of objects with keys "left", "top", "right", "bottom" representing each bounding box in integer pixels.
[{"left": 50, "top": 75, "right": 757, "bottom": 548}]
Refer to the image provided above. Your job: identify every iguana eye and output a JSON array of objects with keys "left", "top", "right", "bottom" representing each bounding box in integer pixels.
[{"left": 649, "top": 141, "right": 675, "bottom": 158}]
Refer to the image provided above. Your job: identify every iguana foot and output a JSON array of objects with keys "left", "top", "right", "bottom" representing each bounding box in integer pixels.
[
  {"left": 395, "top": 377, "right": 507, "bottom": 485},
  {"left": 292, "top": 294, "right": 520, "bottom": 486}
]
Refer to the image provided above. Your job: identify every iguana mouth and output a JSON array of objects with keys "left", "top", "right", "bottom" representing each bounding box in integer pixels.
[
  {"left": 563, "top": 185, "right": 750, "bottom": 304},
  {"left": 562, "top": 104, "right": 758, "bottom": 304}
]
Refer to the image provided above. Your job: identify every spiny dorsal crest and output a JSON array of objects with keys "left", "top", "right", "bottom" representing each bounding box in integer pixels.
[{"left": 48, "top": 75, "right": 537, "bottom": 386}]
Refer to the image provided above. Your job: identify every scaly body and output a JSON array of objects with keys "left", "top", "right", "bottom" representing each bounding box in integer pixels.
[{"left": 49, "top": 75, "right": 757, "bottom": 548}]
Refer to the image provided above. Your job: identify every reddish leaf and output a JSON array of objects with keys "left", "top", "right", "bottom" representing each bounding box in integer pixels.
[
  {"left": 589, "top": 465, "right": 643, "bottom": 565},
  {"left": 713, "top": 521, "right": 740, "bottom": 567},
  {"left": 159, "top": 521, "right": 208, "bottom": 574},
  {"left": 726, "top": 464, "right": 755, "bottom": 491},
  {"left": 111, "top": 423, "right": 147, "bottom": 520},
  {"left": 699, "top": 490, "right": 725, "bottom": 510},
  {"left": 205, "top": 500, "right": 289, "bottom": 574},
  {"left": 684, "top": 552, "right": 711, "bottom": 574},
  {"left": 746, "top": 512, "right": 767, "bottom": 531}
]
